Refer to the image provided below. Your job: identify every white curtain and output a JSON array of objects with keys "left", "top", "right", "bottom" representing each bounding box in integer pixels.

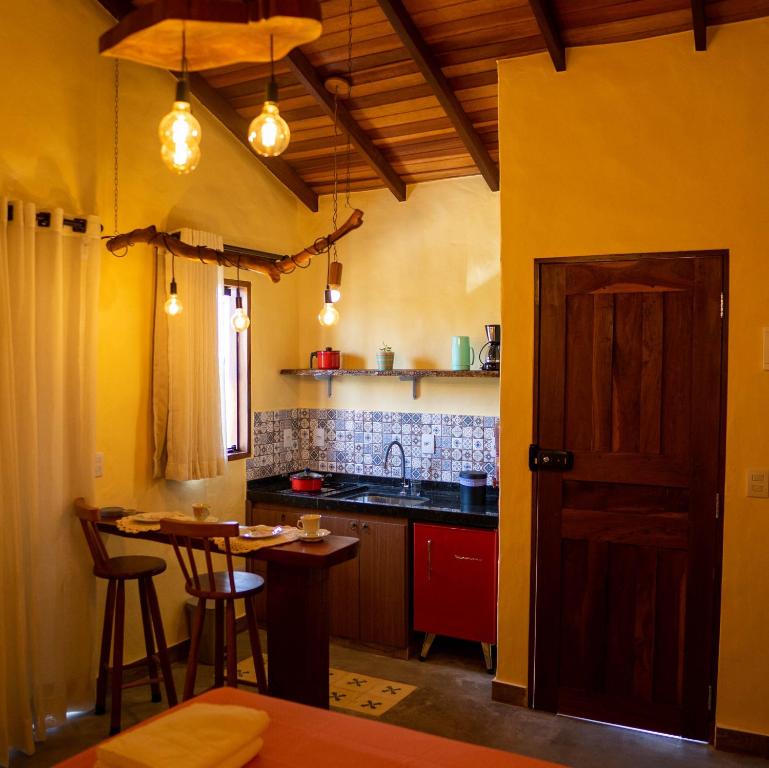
[
  {"left": 0, "top": 200, "right": 100, "bottom": 764},
  {"left": 153, "top": 229, "right": 225, "bottom": 481}
]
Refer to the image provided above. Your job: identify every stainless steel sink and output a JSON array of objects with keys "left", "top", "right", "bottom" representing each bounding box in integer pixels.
[{"left": 350, "top": 493, "right": 429, "bottom": 507}]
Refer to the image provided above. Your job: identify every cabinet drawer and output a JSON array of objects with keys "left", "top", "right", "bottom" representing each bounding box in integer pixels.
[{"left": 413, "top": 523, "right": 497, "bottom": 643}]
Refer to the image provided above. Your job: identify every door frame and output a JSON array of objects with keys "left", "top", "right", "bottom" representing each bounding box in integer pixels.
[{"left": 527, "top": 250, "right": 729, "bottom": 742}]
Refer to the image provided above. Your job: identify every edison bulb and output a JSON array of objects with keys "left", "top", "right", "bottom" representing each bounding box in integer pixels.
[
  {"left": 159, "top": 101, "right": 201, "bottom": 174},
  {"left": 248, "top": 102, "right": 290, "bottom": 157},
  {"left": 164, "top": 292, "right": 183, "bottom": 316},
  {"left": 318, "top": 302, "right": 339, "bottom": 327},
  {"left": 231, "top": 306, "right": 251, "bottom": 333}
]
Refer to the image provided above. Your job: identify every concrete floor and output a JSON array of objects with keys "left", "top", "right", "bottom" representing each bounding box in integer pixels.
[{"left": 9, "top": 635, "right": 767, "bottom": 767}]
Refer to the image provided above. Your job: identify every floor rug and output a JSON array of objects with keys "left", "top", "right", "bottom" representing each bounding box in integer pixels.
[{"left": 237, "top": 657, "right": 417, "bottom": 717}]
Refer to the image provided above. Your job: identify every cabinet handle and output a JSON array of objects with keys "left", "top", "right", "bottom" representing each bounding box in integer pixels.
[
  {"left": 350, "top": 521, "right": 358, "bottom": 530},
  {"left": 454, "top": 555, "right": 483, "bottom": 562},
  {"left": 361, "top": 522, "right": 369, "bottom": 530},
  {"left": 427, "top": 539, "right": 432, "bottom": 581}
]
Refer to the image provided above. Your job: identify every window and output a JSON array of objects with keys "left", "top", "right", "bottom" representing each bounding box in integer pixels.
[{"left": 219, "top": 280, "right": 251, "bottom": 460}]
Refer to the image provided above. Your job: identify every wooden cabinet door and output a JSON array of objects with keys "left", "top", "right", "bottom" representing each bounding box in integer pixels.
[
  {"left": 413, "top": 523, "right": 497, "bottom": 643},
  {"left": 359, "top": 517, "right": 408, "bottom": 648},
  {"left": 324, "top": 514, "right": 360, "bottom": 640},
  {"left": 533, "top": 254, "right": 725, "bottom": 740}
]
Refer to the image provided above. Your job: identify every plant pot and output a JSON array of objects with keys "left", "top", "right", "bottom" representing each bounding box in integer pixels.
[{"left": 376, "top": 351, "right": 394, "bottom": 370}]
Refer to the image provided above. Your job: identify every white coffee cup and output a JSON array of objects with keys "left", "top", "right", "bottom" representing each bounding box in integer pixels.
[
  {"left": 192, "top": 503, "right": 211, "bottom": 522},
  {"left": 297, "top": 514, "right": 321, "bottom": 536}
]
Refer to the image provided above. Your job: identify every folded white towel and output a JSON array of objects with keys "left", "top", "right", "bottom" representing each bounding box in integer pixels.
[{"left": 95, "top": 703, "right": 269, "bottom": 768}]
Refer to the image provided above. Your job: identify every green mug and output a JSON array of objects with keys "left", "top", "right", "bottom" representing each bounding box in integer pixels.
[{"left": 451, "top": 336, "right": 474, "bottom": 370}]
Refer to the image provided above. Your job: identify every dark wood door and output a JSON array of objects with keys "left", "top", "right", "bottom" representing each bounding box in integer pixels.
[
  {"left": 359, "top": 517, "right": 408, "bottom": 648},
  {"left": 532, "top": 253, "right": 726, "bottom": 740}
]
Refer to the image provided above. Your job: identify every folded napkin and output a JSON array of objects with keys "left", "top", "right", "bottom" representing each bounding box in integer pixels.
[{"left": 96, "top": 703, "right": 269, "bottom": 768}]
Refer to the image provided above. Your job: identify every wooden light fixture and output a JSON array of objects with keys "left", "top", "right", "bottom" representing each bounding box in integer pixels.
[{"left": 99, "top": 0, "right": 322, "bottom": 71}]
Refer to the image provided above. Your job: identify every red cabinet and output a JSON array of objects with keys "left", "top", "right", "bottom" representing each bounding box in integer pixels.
[{"left": 413, "top": 523, "right": 498, "bottom": 643}]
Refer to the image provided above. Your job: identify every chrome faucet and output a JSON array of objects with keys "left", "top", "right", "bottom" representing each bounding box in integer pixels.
[{"left": 384, "top": 439, "right": 408, "bottom": 495}]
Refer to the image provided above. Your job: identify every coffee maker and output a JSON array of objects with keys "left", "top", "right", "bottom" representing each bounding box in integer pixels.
[{"left": 479, "top": 324, "right": 500, "bottom": 371}]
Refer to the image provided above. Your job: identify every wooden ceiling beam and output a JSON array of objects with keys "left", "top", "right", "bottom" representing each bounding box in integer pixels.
[
  {"left": 93, "top": 0, "right": 318, "bottom": 211},
  {"left": 526, "top": 0, "right": 566, "bottom": 71},
  {"left": 691, "top": 0, "right": 707, "bottom": 50},
  {"left": 375, "top": 0, "right": 499, "bottom": 191},
  {"left": 285, "top": 49, "right": 407, "bottom": 201}
]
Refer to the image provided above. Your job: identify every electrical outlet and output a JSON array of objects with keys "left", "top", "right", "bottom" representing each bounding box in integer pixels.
[
  {"left": 747, "top": 468, "right": 769, "bottom": 498},
  {"left": 313, "top": 427, "right": 326, "bottom": 448},
  {"left": 283, "top": 428, "right": 293, "bottom": 449},
  {"left": 94, "top": 452, "right": 104, "bottom": 478},
  {"left": 421, "top": 433, "right": 435, "bottom": 455}
]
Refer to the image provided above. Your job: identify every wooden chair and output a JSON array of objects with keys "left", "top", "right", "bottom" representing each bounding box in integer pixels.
[
  {"left": 74, "top": 498, "right": 177, "bottom": 734},
  {"left": 159, "top": 519, "right": 267, "bottom": 700}
]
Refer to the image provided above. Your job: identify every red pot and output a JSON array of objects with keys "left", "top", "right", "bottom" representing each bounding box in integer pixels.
[
  {"left": 290, "top": 468, "right": 324, "bottom": 492},
  {"left": 310, "top": 347, "right": 341, "bottom": 370}
]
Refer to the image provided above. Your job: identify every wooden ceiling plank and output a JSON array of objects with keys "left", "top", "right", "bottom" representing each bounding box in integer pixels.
[
  {"left": 285, "top": 48, "right": 407, "bottom": 200},
  {"left": 691, "top": 0, "right": 707, "bottom": 49},
  {"left": 93, "top": 0, "right": 318, "bottom": 211},
  {"left": 526, "top": 0, "right": 567, "bottom": 71},
  {"left": 375, "top": 0, "right": 499, "bottom": 191}
]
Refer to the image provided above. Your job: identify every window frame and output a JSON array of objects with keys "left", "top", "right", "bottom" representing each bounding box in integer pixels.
[{"left": 222, "top": 278, "right": 252, "bottom": 462}]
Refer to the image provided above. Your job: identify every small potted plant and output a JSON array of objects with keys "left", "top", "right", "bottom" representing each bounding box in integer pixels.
[{"left": 376, "top": 343, "right": 394, "bottom": 371}]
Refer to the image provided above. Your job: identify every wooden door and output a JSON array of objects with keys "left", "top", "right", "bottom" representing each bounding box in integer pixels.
[
  {"left": 359, "top": 517, "right": 408, "bottom": 648},
  {"left": 532, "top": 253, "right": 726, "bottom": 740},
  {"left": 325, "top": 514, "right": 360, "bottom": 640}
]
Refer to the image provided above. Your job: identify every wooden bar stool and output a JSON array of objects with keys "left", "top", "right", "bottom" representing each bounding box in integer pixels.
[
  {"left": 160, "top": 519, "right": 267, "bottom": 700},
  {"left": 74, "top": 499, "right": 177, "bottom": 734}
]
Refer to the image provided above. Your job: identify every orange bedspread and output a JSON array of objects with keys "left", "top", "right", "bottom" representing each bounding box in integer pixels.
[{"left": 56, "top": 687, "right": 562, "bottom": 768}]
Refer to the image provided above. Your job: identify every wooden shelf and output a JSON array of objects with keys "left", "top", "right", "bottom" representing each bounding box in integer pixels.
[{"left": 280, "top": 368, "right": 499, "bottom": 399}]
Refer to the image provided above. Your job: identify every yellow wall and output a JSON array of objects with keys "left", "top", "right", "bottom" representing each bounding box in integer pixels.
[
  {"left": 497, "top": 19, "right": 769, "bottom": 736},
  {"left": 0, "top": 0, "right": 304, "bottom": 656},
  {"left": 295, "top": 177, "right": 501, "bottom": 416}
]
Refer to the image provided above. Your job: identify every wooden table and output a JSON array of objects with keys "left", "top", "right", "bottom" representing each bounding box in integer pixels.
[
  {"left": 57, "top": 687, "right": 563, "bottom": 768},
  {"left": 98, "top": 521, "right": 359, "bottom": 709}
]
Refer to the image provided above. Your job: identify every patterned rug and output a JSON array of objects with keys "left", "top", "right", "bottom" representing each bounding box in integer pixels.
[{"left": 236, "top": 657, "right": 417, "bottom": 717}]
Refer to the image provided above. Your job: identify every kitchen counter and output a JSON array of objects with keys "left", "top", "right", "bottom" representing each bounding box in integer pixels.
[{"left": 247, "top": 472, "right": 499, "bottom": 530}]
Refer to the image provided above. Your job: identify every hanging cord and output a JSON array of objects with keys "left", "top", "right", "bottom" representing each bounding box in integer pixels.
[
  {"left": 236, "top": 254, "right": 241, "bottom": 301},
  {"left": 344, "top": 0, "right": 353, "bottom": 210},
  {"left": 112, "top": 59, "right": 120, "bottom": 236},
  {"left": 330, "top": 89, "right": 340, "bottom": 264}
]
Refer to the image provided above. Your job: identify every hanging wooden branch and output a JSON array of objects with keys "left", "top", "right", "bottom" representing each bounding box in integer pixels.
[{"left": 105, "top": 208, "right": 364, "bottom": 283}]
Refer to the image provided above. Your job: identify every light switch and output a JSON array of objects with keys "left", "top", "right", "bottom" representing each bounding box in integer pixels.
[
  {"left": 283, "top": 428, "right": 293, "bottom": 449},
  {"left": 313, "top": 427, "right": 325, "bottom": 448},
  {"left": 747, "top": 468, "right": 769, "bottom": 498},
  {"left": 763, "top": 328, "right": 769, "bottom": 371},
  {"left": 421, "top": 433, "right": 435, "bottom": 455},
  {"left": 94, "top": 452, "right": 104, "bottom": 478}
]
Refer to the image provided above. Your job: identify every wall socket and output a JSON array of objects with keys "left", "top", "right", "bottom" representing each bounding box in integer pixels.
[
  {"left": 94, "top": 451, "right": 104, "bottom": 478},
  {"left": 747, "top": 468, "right": 769, "bottom": 498},
  {"left": 313, "top": 427, "right": 326, "bottom": 448},
  {"left": 421, "top": 433, "right": 436, "bottom": 455}
]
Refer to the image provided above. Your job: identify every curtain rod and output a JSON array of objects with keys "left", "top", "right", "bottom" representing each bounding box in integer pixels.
[
  {"left": 169, "top": 231, "right": 282, "bottom": 263},
  {"left": 5, "top": 202, "right": 100, "bottom": 233}
]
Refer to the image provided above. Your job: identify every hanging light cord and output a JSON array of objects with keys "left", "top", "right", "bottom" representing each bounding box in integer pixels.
[
  {"left": 112, "top": 59, "right": 120, "bottom": 236},
  {"left": 345, "top": 0, "right": 353, "bottom": 210},
  {"left": 330, "top": 90, "right": 340, "bottom": 266}
]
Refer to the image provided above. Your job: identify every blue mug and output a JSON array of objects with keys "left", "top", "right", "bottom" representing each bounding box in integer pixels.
[{"left": 451, "top": 336, "right": 474, "bottom": 370}]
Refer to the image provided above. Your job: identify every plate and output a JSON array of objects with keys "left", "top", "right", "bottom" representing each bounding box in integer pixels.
[
  {"left": 240, "top": 525, "right": 284, "bottom": 540},
  {"left": 130, "top": 511, "right": 188, "bottom": 523},
  {"left": 297, "top": 529, "right": 331, "bottom": 543}
]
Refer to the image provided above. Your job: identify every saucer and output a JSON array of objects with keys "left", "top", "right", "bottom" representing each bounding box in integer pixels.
[{"left": 297, "top": 529, "right": 330, "bottom": 542}]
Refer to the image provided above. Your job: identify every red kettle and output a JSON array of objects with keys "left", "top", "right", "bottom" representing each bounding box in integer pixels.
[{"left": 310, "top": 347, "right": 341, "bottom": 370}]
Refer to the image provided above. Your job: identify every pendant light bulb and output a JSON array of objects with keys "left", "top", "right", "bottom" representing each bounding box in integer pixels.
[
  {"left": 248, "top": 93, "right": 290, "bottom": 157},
  {"left": 318, "top": 288, "right": 339, "bottom": 327},
  {"left": 164, "top": 278, "right": 183, "bottom": 316},
  {"left": 231, "top": 294, "right": 250, "bottom": 333},
  {"left": 159, "top": 80, "right": 201, "bottom": 174}
]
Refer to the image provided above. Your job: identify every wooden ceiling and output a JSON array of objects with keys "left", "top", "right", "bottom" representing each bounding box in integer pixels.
[{"left": 98, "top": 0, "right": 769, "bottom": 210}]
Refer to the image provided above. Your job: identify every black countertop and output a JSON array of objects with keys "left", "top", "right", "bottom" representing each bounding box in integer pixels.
[{"left": 247, "top": 473, "right": 499, "bottom": 530}]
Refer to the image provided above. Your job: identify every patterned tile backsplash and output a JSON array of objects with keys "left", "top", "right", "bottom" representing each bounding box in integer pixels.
[{"left": 246, "top": 409, "right": 499, "bottom": 485}]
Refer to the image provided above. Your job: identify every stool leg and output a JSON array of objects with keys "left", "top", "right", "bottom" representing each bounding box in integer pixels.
[
  {"left": 146, "top": 577, "right": 177, "bottom": 706},
  {"left": 184, "top": 597, "right": 206, "bottom": 700},
  {"left": 481, "top": 642, "right": 493, "bottom": 673},
  {"left": 109, "top": 580, "right": 126, "bottom": 735},
  {"left": 95, "top": 579, "right": 116, "bottom": 716},
  {"left": 214, "top": 600, "right": 224, "bottom": 688},
  {"left": 245, "top": 596, "right": 267, "bottom": 693},
  {"left": 138, "top": 577, "right": 161, "bottom": 702},
  {"left": 419, "top": 633, "right": 436, "bottom": 661},
  {"left": 225, "top": 599, "right": 237, "bottom": 688}
]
